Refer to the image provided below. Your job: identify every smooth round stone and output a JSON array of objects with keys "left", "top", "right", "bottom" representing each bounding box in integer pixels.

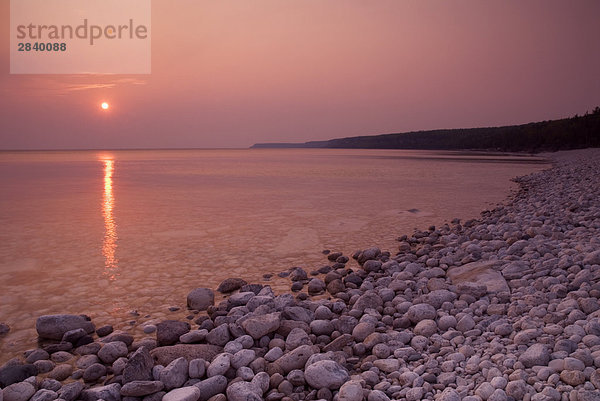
[
  {"left": 163, "top": 386, "right": 201, "bottom": 401},
  {"left": 414, "top": 319, "right": 437, "bottom": 337}
]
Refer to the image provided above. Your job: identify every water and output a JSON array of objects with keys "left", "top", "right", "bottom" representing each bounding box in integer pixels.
[{"left": 0, "top": 149, "right": 547, "bottom": 362}]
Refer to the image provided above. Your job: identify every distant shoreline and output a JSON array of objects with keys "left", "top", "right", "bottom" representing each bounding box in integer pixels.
[{"left": 252, "top": 110, "right": 600, "bottom": 152}]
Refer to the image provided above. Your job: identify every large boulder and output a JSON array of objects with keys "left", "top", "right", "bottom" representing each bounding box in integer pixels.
[
  {"left": 187, "top": 288, "right": 215, "bottom": 311},
  {"left": 36, "top": 315, "right": 95, "bottom": 341}
]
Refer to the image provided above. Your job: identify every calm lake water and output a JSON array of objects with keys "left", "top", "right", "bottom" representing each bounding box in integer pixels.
[{"left": 0, "top": 149, "right": 547, "bottom": 362}]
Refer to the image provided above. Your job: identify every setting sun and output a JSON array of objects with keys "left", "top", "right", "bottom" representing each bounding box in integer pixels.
[{"left": 101, "top": 102, "right": 109, "bottom": 110}]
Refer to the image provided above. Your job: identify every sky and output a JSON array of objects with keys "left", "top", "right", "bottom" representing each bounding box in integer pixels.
[{"left": 1, "top": 0, "right": 599, "bottom": 149}]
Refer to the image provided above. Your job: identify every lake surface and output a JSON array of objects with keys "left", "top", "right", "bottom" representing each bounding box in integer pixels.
[{"left": 0, "top": 149, "right": 547, "bottom": 362}]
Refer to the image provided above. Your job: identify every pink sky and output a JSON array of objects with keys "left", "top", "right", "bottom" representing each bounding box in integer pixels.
[{"left": 1, "top": 0, "right": 599, "bottom": 149}]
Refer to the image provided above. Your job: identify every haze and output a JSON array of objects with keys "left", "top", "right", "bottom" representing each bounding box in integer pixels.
[{"left": 1, "top": 0, "right": 599, "bottom": 150}]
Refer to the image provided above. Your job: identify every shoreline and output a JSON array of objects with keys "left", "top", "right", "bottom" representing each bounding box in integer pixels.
[{"left": 1, "top": 148, "right": 599, "bottom": 401}]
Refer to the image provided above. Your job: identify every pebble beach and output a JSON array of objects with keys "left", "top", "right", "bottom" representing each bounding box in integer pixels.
[{"left": 1, "top": 148, "right": 600, "bottom": 401}]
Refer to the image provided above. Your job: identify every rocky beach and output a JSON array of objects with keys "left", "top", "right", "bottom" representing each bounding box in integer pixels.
[{"left": 1, "top": 148, "right": 599, "bottom": 401}]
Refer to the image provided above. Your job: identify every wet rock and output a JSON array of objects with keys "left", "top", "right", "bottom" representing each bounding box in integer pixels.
[
  {"left": 35, "top": 314, "right": 95, "bottom": 341},
  {"left": 157, "top": 320, "right": 191, "bottom": 346},
  {"left": 187, "top": 288, "right": 215, "bottom": 311},
  {"left": 217, "top": 278, "right": 248, "bottom": 293},
  {"left": 0, "top": 364, "right": 38, "bottom": 387}
]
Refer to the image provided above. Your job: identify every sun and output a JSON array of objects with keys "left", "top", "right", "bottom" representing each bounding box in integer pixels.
[{"left": 101, "top": 102, "right": 109, "bottom": 110}]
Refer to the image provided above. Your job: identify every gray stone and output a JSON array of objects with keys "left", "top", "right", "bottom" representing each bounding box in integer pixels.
[
  {"left": 438, "top": 388, "right": 460, "bottom": 401},
  {"left": 207, "top": 353, "right": 230, "bottom": 377},
  {"left": 285, "top": 328, "right": 311, "bottom": 350},
  {"left": 337, "top": 380, "right": 363, "bottom": 401},
  {"left": 193, "top": 375, "right": 228, "bottom": 401},
  {"left": 0, "top": 364, "right": 38, "bottom": 387},
  {"left": 406, "top": 304, "right": 436, "bottom": 323},
  {"left": 120, "top": 380, "right": 164, "bottom": 396},
  {"left": 150, "top": 344, "right": 222, "bottom": 366},
  {"left": 241, "top": 312, "right": 281, "bottom": 339},
  {"left": 448, "top": 260, "right": 508, "bottom": 294},
  {"left": 226, "top": 381, "right": 262, "bottom": 401},
  {"left": 98, "top": 341, "right": 128, "bottom": 364},
  {"left": 36, "top": 315, "right": 95, "bottom": 341},
  {"left": 160, "top": 357, "right": 189, "bottom": 390},
  {"left": 273, "top": 345, "right": 315, "bottom": 374},
  {"left": 519, "top": 344, "right": 550, "bottom": 368},
  {"left": 206, "top": 325, "right": 230, "bottom": 347},
  {"left": 157, "top": 320, "right": 191, "bottom": 346},
  {"left": 163, "top": 386, "right": 201, "bottom": 401},
  {"left": 2, "top": 382, "right": 36, "bottom": 401},
  {"left": 80, "top": 383, "right": 121, "bottom": 401},
  {"left": 82, "top": 363, "right": 107, "bottom": 382},
  {"left": 123, "top": 346, "right": 154, "bottom": 383},
  {"left": 57, "top": 381, "right": 84, "bottom": 401},
  {"left": 304, "top": 360, "right": 349, "bottom": 390},
  {"left": 217, "top": 278, "right": 248, "bottom": 293},
  {"left": 47, "top": 364, "right": 72, "bottom": 381},
  {"left": 505, "top": 380, "right": 527, "bottom": 399},
  {"left": 231, "top": 349, "right": 256, "bottom": 369},
  {"left": 187, "top": 288, "right": 215, "bottom": 311},
  {"left": 188, "top": 358, "right": 206, "bottom": 379},
  {"left": 180, "top": 330, "right": 208, "bottom": 344},
  {"left": 30, "top": 389, "right": 58, "bottom": 401},
  {"left": 352, "top": 322, "right": 375, "bottom": 342}
]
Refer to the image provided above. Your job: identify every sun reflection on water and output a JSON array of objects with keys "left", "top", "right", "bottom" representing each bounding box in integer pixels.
[{"left": 101, "top": 157, "right": 118, "bottom": 279}]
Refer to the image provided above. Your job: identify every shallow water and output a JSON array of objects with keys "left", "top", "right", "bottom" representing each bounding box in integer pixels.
[{"left": 0, "top": 149, "right": 547, "bottom": 362}]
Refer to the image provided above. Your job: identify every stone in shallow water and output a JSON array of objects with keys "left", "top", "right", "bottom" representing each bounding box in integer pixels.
[
  {"left": 0, "top": 364, "right": 38, "bottom": 387},
  {"left": 187, "top": 288, "right": 215, "bottom": 311},
  {"left": 157, "top": 320, "right": 191, "bottom": 346},
  {"left": 217, "top": 278, "right": 248, "bottom": 293},
  {"left": 36, "top": 314, "right": 95, "bottom": 341}
]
